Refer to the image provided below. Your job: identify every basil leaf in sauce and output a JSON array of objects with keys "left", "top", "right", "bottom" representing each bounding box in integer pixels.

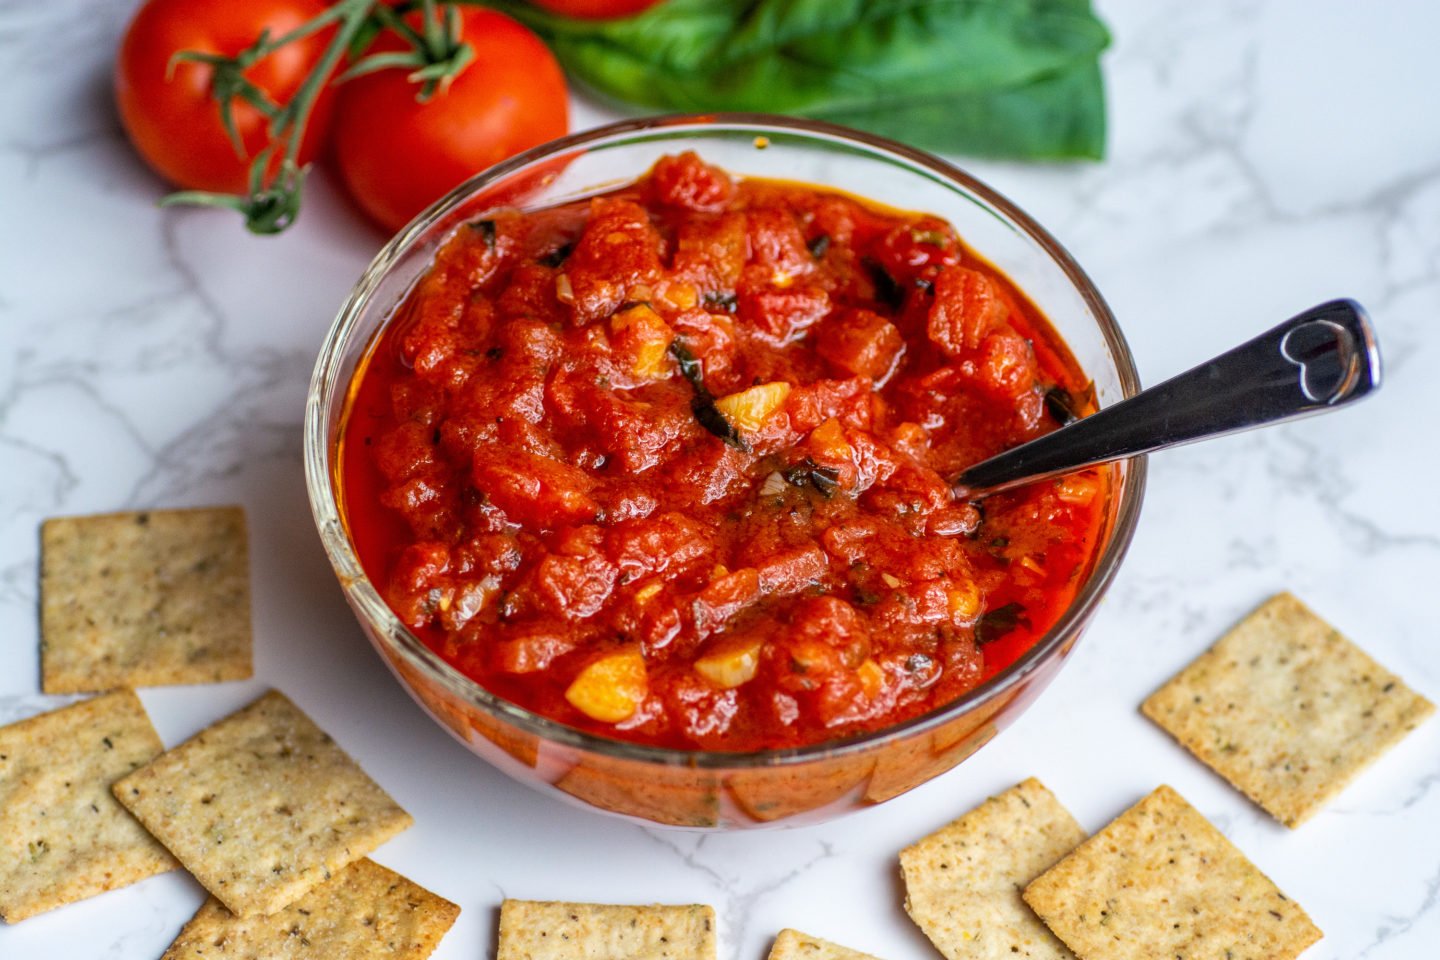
[
  {"left": 975, "top": 601, "right": 1030, "bottom": 646},
  {"left": 1044, "top": 379, "right": 1098, "bottom": 425},
  {"left": 670, "top": 340, "right": 749, "bottom": 451},
  {"left": 703, "top": 291, "right": 738, "bottom": 313},
  {"left": 865, "top": 259, "right": 906, "bottom": 311},
  {"left": 538, "top": 241, "right": 575, "bottom": 267},
  {"left": 1044, "top": 385, "right": 1080, "bottom": 425},
  {"left": 782, "top": 459, "right": 841, "bottom": 498},
  {"left": 470, "top": 218, "right": 497, "bottom": 251}
]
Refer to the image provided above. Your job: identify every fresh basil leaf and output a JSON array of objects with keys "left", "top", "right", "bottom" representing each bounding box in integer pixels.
[
  {"left": 485, "top": 0, "right": 738, "bottom": 74},
  {"left": 812, "top": 59, "right": 1106, "bottom": 160},
  {"left": 484, "top": 0, "right": 1110, "bottom": 161}
]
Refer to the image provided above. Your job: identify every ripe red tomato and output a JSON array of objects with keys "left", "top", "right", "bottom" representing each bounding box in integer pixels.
[
  {"left": 527, "top": 0, "right": 665, "bottom": 17},
  {"left": 330, "top": 8, "right": 570, "bottom": 233},
  {"left": 115, "top": 0, "right": 336, "bottom": 194}
]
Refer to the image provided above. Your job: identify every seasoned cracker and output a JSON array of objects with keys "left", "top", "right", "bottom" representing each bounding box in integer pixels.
[
  {"left": 113, "top": 690, "right": 412, "bottom": 917},
  {"left": 497, "top": 900, "right": 717, "bottom": 960},
  {"left": 41, "top": 506, "right": 253, "bottom": 693},
  {"left": 1142, "top": 592, "right": 1435, "bottom": 826},
  {"left": 1023, "top": 785, "right": 1321, "bottom": 960},
  {"left": 161, "top": 858, "right": 458, "bottom": 959},
  {"left": 0, "top": 690, "right": 176, "bottom": 922},
  {"left": 901, "top": 778, "right": 1084, "bottom": 960},
  {"left": 768, "top": 928, "right": 885, "bottom": 960}
]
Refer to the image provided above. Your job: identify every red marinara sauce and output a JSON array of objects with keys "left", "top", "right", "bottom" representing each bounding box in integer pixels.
[{"left": 340, "top": 152, "right": 1108, "bottom": 752}]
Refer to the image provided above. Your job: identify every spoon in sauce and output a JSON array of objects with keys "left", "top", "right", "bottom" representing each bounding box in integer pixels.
[{"left": 952, "top": 299, "right": 1381, "bottom": 499}]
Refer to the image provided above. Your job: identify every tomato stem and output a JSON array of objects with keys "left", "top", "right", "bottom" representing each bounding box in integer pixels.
[
  {"left": 169, "top": 37, "right": 284, "bottom": 159},
  {"left": 421, "top": 0, "right": 444, "bottom": 58},
  {"left": 160, "top": 0, "right": 377, "bottom": 234},
  {"left": 368, "top": 4, "right": 426, "bottom": 51},
  {"left": 343, "top": 0, "right": 476, "bottom": 102},
  {"left": 161, "top": 0, "right": 484, "bottom": 233}
]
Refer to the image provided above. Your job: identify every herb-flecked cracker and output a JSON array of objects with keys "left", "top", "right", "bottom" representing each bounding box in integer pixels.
[
  {"left": 0, "top": 690, "right": 177, "bottom": 922},
  {"left": 1142, "top": 592, "right": 1435, "bottom": 827},
  {"left": 901, "top": 778, "right": 1084, "bottom": 960},
  {"left": 768, "top": 928, "right": 886, "bottom": 960},
  {"left": 41, "top": 506, "right": 253, "bottom": 693},
  {"left": 113, "top": 690, "right": 412, "bottom": 918},
  {"left": 161, "top": 858, "right": 459, "bottom": 959},
  {"left": 1023, "top": 785, "right": 1321, "bottom": 960},
  {"left": 497, "top": 900, "right": 717, "bottom": 960}
]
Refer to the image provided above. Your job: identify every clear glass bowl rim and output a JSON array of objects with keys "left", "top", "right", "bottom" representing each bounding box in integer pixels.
[{"left": 303, "top": 112, "right": 1147, "bottom": 771}]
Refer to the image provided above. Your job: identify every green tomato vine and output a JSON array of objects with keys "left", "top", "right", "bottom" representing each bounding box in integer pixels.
[{"left": 161, "top": 0, "right": 476, "bottom": 235}]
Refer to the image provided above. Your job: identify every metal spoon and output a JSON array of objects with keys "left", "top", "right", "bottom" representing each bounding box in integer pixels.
[{"left": 952, "top": 299, "right": 1382, "bottom": 499}]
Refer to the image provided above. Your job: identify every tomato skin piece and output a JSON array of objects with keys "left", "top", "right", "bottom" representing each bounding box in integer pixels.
[
  {"left": 646, "top": 151, "right": 735, "bottom": 213},
  {"left": 472, "top": 447, "right": 598, "bottom": 528},
  {"left": 115, "top": 0, "right": 336, "bottom": 193},
  {"left": 331, "top": 8, "right": 569, "bottom": 233},
  {"left": 527, "top": 0, "right": 665, "bottom": 19},
  {"left": 816, "top": 308, "right": 905, "bottom": 381}
]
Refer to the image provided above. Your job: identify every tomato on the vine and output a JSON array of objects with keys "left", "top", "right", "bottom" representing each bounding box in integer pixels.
[
  {"left": 527, "top": 0, "right": 665, "bottom": 18},
  {"left": 115, "top": 0, "right": 337, "bottom": 194},
  {"left": 331, "top": 8, "right": 569, "bottom": 233}
]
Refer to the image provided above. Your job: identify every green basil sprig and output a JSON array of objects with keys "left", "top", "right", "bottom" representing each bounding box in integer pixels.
[{"left": 483, "top": 0, "right": 1110, "bottom": 160}]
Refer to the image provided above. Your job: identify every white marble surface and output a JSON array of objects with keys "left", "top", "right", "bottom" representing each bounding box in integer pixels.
[{"left": 3, "top": 1, "right": 1438, "bottom": 957}]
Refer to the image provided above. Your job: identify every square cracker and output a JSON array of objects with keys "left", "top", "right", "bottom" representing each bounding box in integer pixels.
[
  {"left": 0, "top": 690, "right": 177, "bottom": 922},
  {"left": 497, "top": 900, "right": 717, "bottom": 960},
  {"left": 900, "top": 777, "right": 1085, "bottom": 960},
  {"left": 41, "top": 506, "right": 253, "bottom": 693},
  {"left": 113, "top": 690, "right": 412, "bottom": 917},
  {"left": 768, "top": 928, "right": 885, "bottom": 960},
  {"left": 1023, "top": 785, "right": 1321, "bottom": 960},
  {"left": 1142, "top": 591, "right": 1435, "bottom": 827},
  {"left": 160, "top": 858, "right": 459, "bottom": 959}
]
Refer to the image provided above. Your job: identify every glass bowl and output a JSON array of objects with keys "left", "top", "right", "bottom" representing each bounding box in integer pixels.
[{"left": 304, "top": 114, "right": 1145, "bottom": 829}]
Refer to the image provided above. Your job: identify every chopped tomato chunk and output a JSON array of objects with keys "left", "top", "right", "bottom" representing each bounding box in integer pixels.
[
  {"left": 471, "top": 448, "right": 597, "bottom": 527},
  {"left": 815, "top": 308, "right": 905, "bottom": 381},
  {"left": 928, "top": 265, "right": 1008, "bottom": 358},
  {"left": 565, "top": 197, "right": 663, "bottom": 323},
  {"left": 738, "top": 285, "right": 831, "bottom": 343},
  {"left": 646, "top": 151, "right": 735, "bottom": 213}
]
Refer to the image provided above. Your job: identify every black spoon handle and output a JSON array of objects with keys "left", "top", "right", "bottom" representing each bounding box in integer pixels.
[{"left": 952, "top": 299, "right": 1382, "bottom": 499}]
